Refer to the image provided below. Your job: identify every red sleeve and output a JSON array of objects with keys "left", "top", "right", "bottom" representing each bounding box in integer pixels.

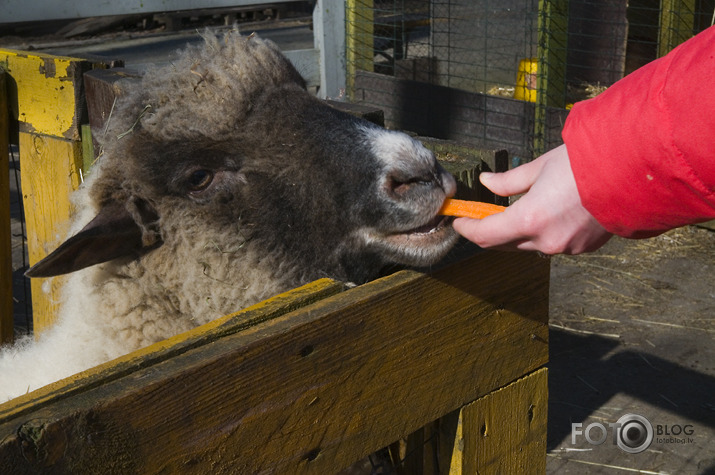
[{"left": 563, "top": 26, "right": 715, "bottom": 238}]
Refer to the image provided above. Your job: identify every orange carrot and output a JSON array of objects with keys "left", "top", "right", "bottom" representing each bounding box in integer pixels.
[{"left": 439, "top": 199, "right": 506, "bottom": 220}]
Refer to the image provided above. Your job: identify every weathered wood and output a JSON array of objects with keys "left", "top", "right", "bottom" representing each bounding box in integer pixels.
[
  {"left": 0, "top": 72, "right": 12, "bottom": 344},
  {"left": 313, "top": 0, "right": 347, "bottom": 99},
  {"left": 0, "top": 278, "right": 345, "bottom": 421},
  {"left": 399, "top": 368, "right": 548, "bottom": 474},
  {"left": 354, "top": 71, "right": 539, "bottom": 159},
  {"left": 0, "top": 251, "right": 549, "bottom": 473},
  {"left": 83, "top": 67, "right": 142, "bottom": 160},
  {"left": 18, "top": 132, "right": 83, "bottom": 334},
  {"left": 418, "top": 137, "right": 509, "bottom": 206},
  {"left": 421, "top": 138, "right": 509, "bottom": 205},
  {"left": 2, "top": 51, "right": 118, "bottom": 333},
  {"left": 0, "top": 49, "right": 90, "bottom": 141},
  {"left": 327, "top": 99, "right": 385, "bottom": 127},
  {"left": 458, "top": 368, "right": 548, "bottom": 473}
]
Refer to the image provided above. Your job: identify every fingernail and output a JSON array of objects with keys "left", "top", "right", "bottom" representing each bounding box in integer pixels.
[{"left": 479, "top": 172, "right": 494, "bottom": 183}]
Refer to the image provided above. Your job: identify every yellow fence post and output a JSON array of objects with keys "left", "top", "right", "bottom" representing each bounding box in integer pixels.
[
  {"left": 0, "top": 49, "right": 89, "bottom": 335},
  {"left": 0, "top": 71, "right": 12, "bottom": 344},
  {"left": 346, "top": 0, "right": 374, "bottom": 99}
]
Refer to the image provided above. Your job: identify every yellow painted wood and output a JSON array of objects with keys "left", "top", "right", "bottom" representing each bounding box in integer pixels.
[
  {"left": 0, "top": 49, "right": 88, "bottom": 140},
  {"left": 658, "top": 0, "right": 695, "bottom": 57},
  {"left": 0, "top": 72, "right": 12, "bottom": 344},
  {"left": 0, "top": 251, "right": 549, "bottom": 473},
  {"left": 1, "top": 50, "right": 93, "bottom": 334},
  {"left": 0, "top": 277, "right": 345, "bottom": 421},
  {"left": 346, "top": 0, "right": 374, "bottom": 99},
  {"left": 18, "top": 132, "right": 83, "bottom": 334},
  {"left": 458, "top": 367, "right": 549, "bottom": 474}
]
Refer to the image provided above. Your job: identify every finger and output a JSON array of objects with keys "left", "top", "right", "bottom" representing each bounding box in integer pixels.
[
  {"left": 479, "top": 157, "right": 546, "bottom": 197},
  {"left": 452, "top": 206, "right": 532, "bottom": 249}
]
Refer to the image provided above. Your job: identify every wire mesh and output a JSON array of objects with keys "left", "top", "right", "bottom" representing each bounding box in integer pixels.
[{"left": 347, "top": 0, "right": 715, "bottom": 161}]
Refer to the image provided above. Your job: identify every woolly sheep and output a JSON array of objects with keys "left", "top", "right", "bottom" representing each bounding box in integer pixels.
[{"left": 0, "top": 32, "right": 458, "bottom": 402}]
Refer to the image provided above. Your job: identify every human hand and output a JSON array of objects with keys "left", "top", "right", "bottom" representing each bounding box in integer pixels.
[{"left": 452, "top": 144, "right": 612, "bottom": 255}]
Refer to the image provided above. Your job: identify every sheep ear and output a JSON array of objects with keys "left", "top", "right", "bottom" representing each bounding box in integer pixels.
[{"left": 25, "top": 200, "right": 161, "bottom": 278}]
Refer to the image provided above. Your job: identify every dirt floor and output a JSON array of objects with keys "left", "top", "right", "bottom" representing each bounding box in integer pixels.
[{"left": 547, "top": 226, "right": 715, "bottom": 475}]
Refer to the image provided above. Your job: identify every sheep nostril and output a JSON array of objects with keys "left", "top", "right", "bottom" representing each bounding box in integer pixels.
[{"left": 387, "top": 176, "right": 429, "bottom": 197}]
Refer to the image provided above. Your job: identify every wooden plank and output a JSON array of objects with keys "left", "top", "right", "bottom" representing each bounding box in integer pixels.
[
  {"left": 0, "top": 50, "right": 90, "bottom": 141},
  {"left": 0, "top": 278, "right": 345, "bottom": 421},
  {"left": 399, "top": 368, "right": 548, "bottom": 474},
  {"left": 327, "top": 99, "right": 385, "bottom": 127},
  {"left": 0, "top": 72, "right": 12, "bottom": 344},
  {"left": 18, "top": 132, "right": 83, "bottom": 334},
  {"left": 83, "top": 67, "right": 142, "bottom": 160},
  {"left": 420, "top": 138, "right": 509, "bottom": 206},
  {"left": 458, "top": 368, "right": 548, "bottom": 474},
  {"left": 313, "top": 0, "right": 347, "bottom": 99},
  {"left": 354, "top": 71, "right": 535, "bottom": 159},
  {"left": 0, "top": 251, "right": 549, "bottom": 473}
]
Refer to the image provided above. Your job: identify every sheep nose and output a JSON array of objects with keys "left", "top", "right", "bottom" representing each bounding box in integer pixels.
[{"left": 386, "top": 161, "right": 456, "bottom": 199}]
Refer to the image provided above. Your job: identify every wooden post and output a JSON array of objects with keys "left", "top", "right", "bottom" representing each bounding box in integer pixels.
[
  {"left": 451, "top": 368, "right": 548, "bottom": 473},
  {"left": 313, "top": 0, "right": 347, "bottom": 99},
  {"left": 0, "top": 49, "right": 90, "bottom": 334},
  {"left": 346, "top": 0, "right": 374, "bottom": 99},
  {"left": 658, "top": 0, "right": 696, "bottom": 57},
  {"left": 534, "top": 0, "right": 568, "bottom": 156},
  {"left": 0, "top": 71, "right": 12, "bottom": 344}
]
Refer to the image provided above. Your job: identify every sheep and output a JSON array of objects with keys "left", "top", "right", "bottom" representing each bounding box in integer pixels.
[{"left": 0, "top": 31, "right": 458, "bottom": 402}]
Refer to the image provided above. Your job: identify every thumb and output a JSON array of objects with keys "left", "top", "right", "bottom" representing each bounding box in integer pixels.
[{"left": 480, "top": 156, "right": 546, "bottom": 197}]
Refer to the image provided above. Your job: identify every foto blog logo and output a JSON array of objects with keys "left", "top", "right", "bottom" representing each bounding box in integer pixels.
[{"left": 572, "top": 414, "right": 654, "bottom": 454}]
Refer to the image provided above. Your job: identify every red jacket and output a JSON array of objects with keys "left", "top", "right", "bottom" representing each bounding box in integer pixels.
[{"left": 563, "top": 26, "right": 715, "bottom": 238}]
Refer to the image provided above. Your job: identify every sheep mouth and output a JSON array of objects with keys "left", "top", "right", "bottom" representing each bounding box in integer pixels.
[
  {"left": 364, "top": 214, "right": 458, "bottom": 267},
  {"left": 396, "top": 215, "right": 453, "bottom": 236}
]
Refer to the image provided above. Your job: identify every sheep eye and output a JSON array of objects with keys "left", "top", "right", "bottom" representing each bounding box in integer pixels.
[{"left": 186, "top": 169, "right": 214, "bottom": 192}]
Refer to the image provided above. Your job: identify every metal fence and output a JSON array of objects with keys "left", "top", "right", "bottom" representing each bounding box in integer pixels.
[{"left": 346, "top": 0, "right": 714, "bottom": 161}]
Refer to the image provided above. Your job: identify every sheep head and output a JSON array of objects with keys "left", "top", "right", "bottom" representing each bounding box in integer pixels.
[{"left": 27, "top": 32, "right": 459, "bottom": 300}]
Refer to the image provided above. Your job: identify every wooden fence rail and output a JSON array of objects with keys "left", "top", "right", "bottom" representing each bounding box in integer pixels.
[
  {"left": 0, "top": 71, "right": 11, "bottom": 344},
  {"left": 1, "top": 250, "right": 549, "bottom": 473}
]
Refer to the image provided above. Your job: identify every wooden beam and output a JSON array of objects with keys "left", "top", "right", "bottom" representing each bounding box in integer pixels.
[
  {"left": 0, "top": 251, "right": 549, "bottom": 473},
  {"left": 313, "top": 0, "right": 347, "bottom": 99},
  {"left": 0, "top": 71, "right": 12, "bottom": 344},
  {"left": 0, "top": 278, "right": 346, "bottom": 420},
  {"left": 18, "top": 133, "right": 83, "bottom": 334},
  {"left": 1, "top": 50, "right": 118, "bottom": 334},
  {"left": 0, "top": 49, "right": 90, "bottom": 141},
  {"left": 458, "top": 368, "right": 548, "bottom": 473},
  {"left": 400, "top": 368, "right": 548, "bottom": 474},
  {"left": 83, "top": 67, "right": 142, "bottom": 162},
  {"left": 1, "top": 50, "right": 90, "bottom": 334}
]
